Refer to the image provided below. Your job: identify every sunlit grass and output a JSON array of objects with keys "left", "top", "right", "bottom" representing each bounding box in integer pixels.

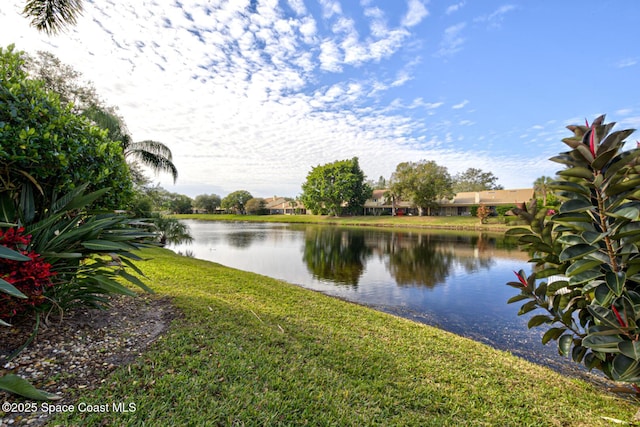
[{"left": 54, "top": 247, "right": 637, "bottom": 426}]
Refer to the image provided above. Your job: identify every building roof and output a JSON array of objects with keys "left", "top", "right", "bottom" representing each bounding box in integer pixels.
[{"left": 364, "top": 188, "right": 534, "bottom": 208}]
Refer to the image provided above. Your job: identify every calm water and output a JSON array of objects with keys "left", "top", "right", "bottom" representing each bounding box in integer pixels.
[{"left": 170, "top": 220, "right": 595, "bottom": 378}]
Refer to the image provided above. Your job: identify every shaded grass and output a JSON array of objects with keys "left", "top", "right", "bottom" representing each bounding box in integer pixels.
[
  {"left": 173, "top": 213, "right": 520, "bottom": 232},
  {"left": 55, "top": 247, "right": 636, "bottom": 426}
]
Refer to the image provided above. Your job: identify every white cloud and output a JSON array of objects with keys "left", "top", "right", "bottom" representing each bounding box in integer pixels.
[
  {"left": 615, "top": 58, "right": 637, "bottom": 68},
  {"left": 402, "top": 0, "right": 429, "bottom": 27},
  {"left": 446, "top": 2, "right": 466, "bottom": 15},
  {"left": 452, "top": 100, "right": 469, "bottom": 109},
  {"left": 319, "top": 0, "right": 342, "bottom": 19},
  {"left": 435, "top": 22, "right": 466, "bottom": 57},
  {"left": 475, "top": 4, "right": 516, "bottom": 28},
  {"left": 0, "top": 0, "right": 557, "bottom": 197}
]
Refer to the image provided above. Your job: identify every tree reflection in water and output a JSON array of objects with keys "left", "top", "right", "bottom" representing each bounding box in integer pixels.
[
  {"left": 302, "top": 227, "right": 371, "bottom": 286},
  {"left": 303, "top": 227, "right": 507, "bottom": 288}
]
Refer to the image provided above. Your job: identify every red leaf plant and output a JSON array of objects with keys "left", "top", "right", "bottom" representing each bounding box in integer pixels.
[{"left": 0, "top": 227, "right": 55, "bottom": 320}]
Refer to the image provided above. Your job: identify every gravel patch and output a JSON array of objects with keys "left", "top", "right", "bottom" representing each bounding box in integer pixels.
[{"left": 0, "top": 294, "right": 178, "bottom": 426}]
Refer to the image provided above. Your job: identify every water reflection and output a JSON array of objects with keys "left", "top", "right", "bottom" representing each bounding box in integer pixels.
[
  {"left": 301, "top": 228, "right": 519, "bottom": 289},
  {"left": 303, "top": 227, "right": 371, "bottom": 286}
]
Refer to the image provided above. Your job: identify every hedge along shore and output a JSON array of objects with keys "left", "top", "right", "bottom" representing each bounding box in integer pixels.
[{"left": 53, "top": 247, "right": 638, "bottom": 426}]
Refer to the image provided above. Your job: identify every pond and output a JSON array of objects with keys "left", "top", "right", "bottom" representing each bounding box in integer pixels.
[{"left": 169, "top": 220, "right": 594, "bottom": 379}]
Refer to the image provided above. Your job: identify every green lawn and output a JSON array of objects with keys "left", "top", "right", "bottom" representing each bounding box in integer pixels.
[
  {"left": 173, "top": 213, "right": 521, "bottom": 232},
  {"left": 55, "top": 247, "right": 637, "bottom": 426}
]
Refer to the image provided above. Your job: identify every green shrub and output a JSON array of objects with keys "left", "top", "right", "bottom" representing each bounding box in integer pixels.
[
  {"left": 0, "top": 45, "right": 133, "bottom": 223},
  {"left": 507, "top": 115, "right": 640, "bottom": 386}
]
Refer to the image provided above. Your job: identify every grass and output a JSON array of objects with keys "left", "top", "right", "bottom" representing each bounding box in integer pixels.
[
  {"left": 54, "top": 247, "right": 638, "bottom": 426},
  {"left": 173, "top": 213, "right": 522, "bottom": 232}
]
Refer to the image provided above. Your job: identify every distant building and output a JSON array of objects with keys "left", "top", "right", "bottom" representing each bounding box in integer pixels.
[
  {"left": 263, "top": 196, "right": 307, "bottom": 215},
  {"left": 364, "top": 188, "right": 534, "bottom": 216}
]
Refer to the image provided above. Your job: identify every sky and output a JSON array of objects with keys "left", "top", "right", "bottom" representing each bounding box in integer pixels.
[{"left": 1, "top": 1, "right": 639, "bottom": 198}]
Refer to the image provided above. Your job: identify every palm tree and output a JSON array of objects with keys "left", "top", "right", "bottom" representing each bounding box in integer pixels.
[
  {"left": 84, "top": 107, "right": 178, "bottom": 184},
  {"left": 23, "top": 0, "right": 84, "bottom": 34},
  {"left": 533, "top": 176, "right": 553, "bottom": 206}
]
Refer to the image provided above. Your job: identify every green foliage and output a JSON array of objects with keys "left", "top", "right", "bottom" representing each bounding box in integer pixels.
[
  {"left": 507, "top": 114, "right": 640, "bottom": 385},
  {"left": 452, "top": 168, "right": 503, "bottom": 193},
  {"left": 301, "top": 157, "right": 372, "bottom": 216},
  {"left": 149, "top": 214, "right": 193, "bottom": 246},
  {"left": 245, "top": 197, "right": 267, "bottom": 215},
  {"left": 390, "top": 160, "right": 454, "bottom": 216},
  {"left": 23, "top": 0, "right": 84, "bottom": 35},
  {"left": 22, "top": 185, "right": 156, "bottom": 312},
  {"left": 168, "top": 194, "right": 193, "bottom": 214},
  {"left": 221, "top": 190, "right": 253, "bottom": 214},
  {"left": 193, "top": 193, "right": 221, "bottom": 213},
  {"left": 0, "top": 45, "right": 133, "bottom": 222}
]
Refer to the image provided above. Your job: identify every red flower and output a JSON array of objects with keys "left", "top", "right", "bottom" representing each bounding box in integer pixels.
[{"left": 0, "top": 227, "right": 55, "bottom": 319}]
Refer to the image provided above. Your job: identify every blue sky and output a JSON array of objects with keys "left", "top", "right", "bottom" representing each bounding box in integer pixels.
[{"left": 1, "top": 1, "right": 639, "bottom": 198}]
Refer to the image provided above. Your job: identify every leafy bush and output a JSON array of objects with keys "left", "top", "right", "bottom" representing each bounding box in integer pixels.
[
  {"left": 0, "top": 45, "right": 133, "bottom": 223},
  {"left": 507, "top": 115, "right": 640, "bottom": 385}
]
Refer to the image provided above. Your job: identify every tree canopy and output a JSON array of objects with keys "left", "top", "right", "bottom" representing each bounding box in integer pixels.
[
  {"left": 300, "top": 157, "right": 372, "bottom": 216},
  {"left": 390, "top": 160, "right": 453, "bottom": 216},
  {"left": 452, "top": 168, "right": 503, "bottom": 193},
  {"left": 222, "top": 190, "right": 253, "bottom": 214},
  {"left": 0, "top": 45, "right": 132, "bottom": 222},
  {"left": 194, "top": 194, "right": 221, "bottom": 214}
]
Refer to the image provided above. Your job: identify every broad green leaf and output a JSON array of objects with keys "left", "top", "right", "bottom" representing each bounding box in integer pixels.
[
  {"left": 81, "top": 240, "right": 138, "bottom": 251},
  {"left": 582, "top": 334, "right": 624, "bottom": 352},
  {"left": 556, "top": 235, "right": 585, "bottom": 246},
  {"left": 568, "top": 269, "right": 603, "bottom": 286},
  {"left": 599, "top": 128, "right": 635, "bottom": 154},
  {"left": 605, "top": 148, "right": 640, "bottom": 180},
  {"left": 605, "top": 271, "right": 626, "bottom": 296},
  {"left": 594, "top": 283, "right": 615, "bottom": 306},
  {"left": 541, "top": 327, "right": 566, "bottom": 345},
  {"left": 0, "top": 374, "right": 61, "bottom": 400},
  {"left": 553, "top": 212, "right": 592, "bottom": 223},
  {"left": 557, "top": 166, "right": 593, "bottom": 180},
  {"left": 518, "top": 300, "right": 539, "bottom": 316},
  {"left": 559, "top": 244, "right": 598, "bottom": 262},
  {"left": 504, "top": 227, "right": 532, "bottom": 236},
  {"left": 618, "top": 341, "right": 640, "bottom": 360},
  {"left": 613, "top": 222, "right": 640, "bottom": 239},
  {"left": 0, "top": 245, "right": 30, "bottom": 261},
  {"left": 549, "top": 181, "right": 591, "bottom": 197},
  {"left": 507, "top": 294, "right": 529, "bottom": 304},
  {"left": 559, "top": 198, "right": 592, "bottom": 213},
  {"left": 528, "top": 314, "right": 552, "bottom": 328},
  {"left": 0, "top": 278, "right": 27, "bottom": 298},
  {"left": 612, "top": 354, "right": 640, "bottom": 382},
  {"left": 592, "top": 148, "right": 619, "bottom": 170},
  {"left": 558, "top": 334, "right": 573, "bottom": 356},
  {"left": 565, "top": 259, "right": 601, "bottom": 277},
  {"left": 588, "top": 305, "right": 625, "bottom": 330}
]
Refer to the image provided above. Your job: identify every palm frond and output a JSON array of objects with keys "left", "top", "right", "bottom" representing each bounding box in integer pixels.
[
  {"left": 127, "top": 140, "right": 174, "bottom": 160},
  {"left": 128, "top": 149, "right": 178, "bottom": 183},
  {"left": 23, "top": 0, "right": 84, "bottom": 35}
]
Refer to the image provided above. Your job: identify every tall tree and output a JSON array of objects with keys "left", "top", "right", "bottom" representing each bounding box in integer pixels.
[
  {"left": 533, "top": 175, "right": 553, "bottom": 206},
  {"left": 390, "top": 160, "right": 454, "bottom": 216},
  {"left": 24, "top": 50, "right": 100, "bottom": 112},
  {"left": 23, "top": 0, "right": 84, "bottom": 34},
  {"left": 83, "top": 107, "right": 178, "bottom": 184},
  {"left": 452, "top": 168, "right": 503, "bottom": 193},
  {"left": 194, "top": 194, "right": 221, "bottom": 214},
  {"left": 221, "top": 190, "right": 253, "bottom": 214},
  {"left": 301, "top": 157, "right": 372, "bottom": 216}
]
